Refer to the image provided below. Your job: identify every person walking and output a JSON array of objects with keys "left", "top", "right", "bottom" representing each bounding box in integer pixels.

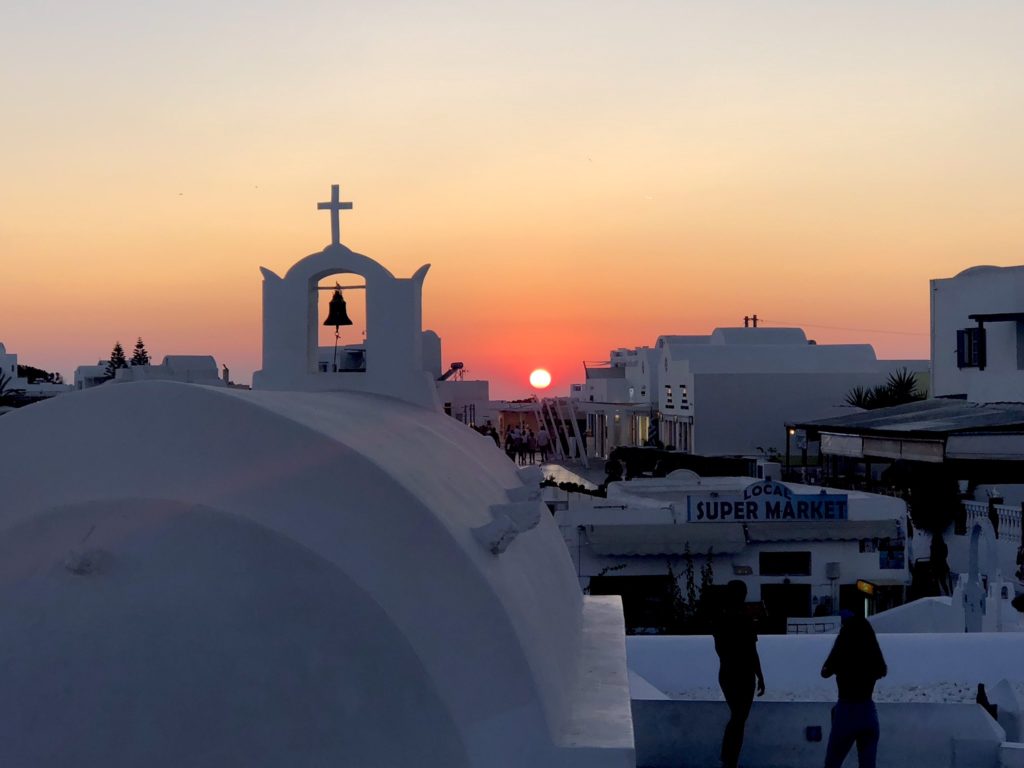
[
  {"left": 713, "top": 580, "right": 765, "bottom": 768},
  {"left": 504, "top": 427, "right": 517, "bottom": 462},
  {"left": 536, "top": 425, "right": 551, "bottom": 462},
  {"left": 821, "top": 615, "right": 887, "bottom": 768}
]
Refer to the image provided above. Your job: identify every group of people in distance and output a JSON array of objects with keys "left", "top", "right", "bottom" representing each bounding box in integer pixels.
[
  {"left": 503, "top": 424, "right": 551, "bottom": 465},
  {"left": 714, "top": 580, "right": 888, "bottom": 768}
]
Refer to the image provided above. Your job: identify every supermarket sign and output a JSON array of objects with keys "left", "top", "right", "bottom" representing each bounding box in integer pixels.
[{"left": 688, "top": 480, "right": 848, "bottom": 523}]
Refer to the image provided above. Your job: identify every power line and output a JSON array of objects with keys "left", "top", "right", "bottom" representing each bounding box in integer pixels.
[{"left": 758, "top": 318, "right": 928, "bottom": 337}]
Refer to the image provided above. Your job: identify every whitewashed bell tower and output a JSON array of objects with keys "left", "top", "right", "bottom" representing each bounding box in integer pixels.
[{"left": 252, "top": 185, "right": 440, "bottom": 410}]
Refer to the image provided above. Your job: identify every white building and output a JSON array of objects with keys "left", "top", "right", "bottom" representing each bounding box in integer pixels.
[
  {"left": 551, "top": 473, "right": 909, "bottom": 630},
  {"left": 579, "top": 347, "right": 661, "bottom": 455},
  {"left": 76, "top": 355, "right": 230, "bottom": 389},
  {"left": 253, "top": 186, "right": 439, "bottom": 410},
  {"left": 931, "top": 264, "right": 1024, "bottom": 403},
  {"left": 576, "top": 328, "right": 925, "bottom": 459},
  {"left": 0, "top": 185, "right": 636, "bottom": 767},
  {"left": 0, "top": 341, "right": 70, "bottom": 400},
  {"left": 74, "top": 361, "right": 110, "bottom": 390},
  {"left": 115, "top": 355, "right": 227, "bottom": 387},
  {"left": 0, "top": 343, "right": 22, "bottom": 393},
  {"left": 437, "top": 378, "right": 490, "bottom": 424},
  {"left": 655, "top": 327, "right": 924, "bottom": 457}
]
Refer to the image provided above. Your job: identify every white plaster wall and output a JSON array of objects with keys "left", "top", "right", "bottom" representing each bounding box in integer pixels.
[
  {"left": 627, "top": 633, "right": 1024, "bottom": 699},
  {"left": 562, "top": 523, "right": 904, "bottom": 605},
  {"left": 931, "top": 265, "right": 1024, "bottom": 402},
  {"left": 0, "top": 499, "right": 472, "bottom": 768},
  {"left": 869, "top": 597, "right": 964, "bottom": 633},
  {"left": 115, "top": 355, "right": 224, "bottom": 386},
  {"left": 254, "top": 244, "right": 439, "bottom": 410},
  {"left": 632, "top": 699, "right": 1003, "bottom": 768},
  {"left": 0, "top": 382, "right": 632, "bottom": 767},
  {"left": 436, "top": 379, "right": 490, "bottom": 423},
  {"left": 692, "top": 371, "right": 903, "bottom": 456},
  {"left": 584, "top": 371, "right": 631, "bottom": 404},
  {"left": 609, "top": 347, "right": 659, "bottom": 405},
  {"left": 0, "top": 347, "right": 28, "bottom": 391},
  {"left": 74, "top": 363, "right": 109, "bottom": 389},
  {"left": 422, "top": 329, "right": 443, "bottom": 379},
  {"left": 0, "top": 349, "right": 18, "bottom": 379}
]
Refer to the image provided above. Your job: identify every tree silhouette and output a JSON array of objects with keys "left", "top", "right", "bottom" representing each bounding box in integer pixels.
[
  {"left": 130, "top": 337, "right": 151, "bottom": 366},
  {"left": 844, "top": 368, "right": 925, "bottom": 410},
  {"left": 106, "top": 342, "right": 129, "bottom": 378}
]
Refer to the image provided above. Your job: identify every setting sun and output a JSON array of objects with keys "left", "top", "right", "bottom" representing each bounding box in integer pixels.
[{"left": 529, "top": 368, "right": 552, "bottom": 389}]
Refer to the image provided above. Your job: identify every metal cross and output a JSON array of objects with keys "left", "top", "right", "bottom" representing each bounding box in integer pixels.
[{"left": 317, "top": 184, "right": 353, "bottom": 245}]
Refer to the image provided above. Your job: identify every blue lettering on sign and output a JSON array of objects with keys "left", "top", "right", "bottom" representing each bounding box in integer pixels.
[
  {"left": 743, "top": 480, "right": 792, "bottom": 501},
  {"left": 689, "top": 481, "right": 848, "bottom": 522}
]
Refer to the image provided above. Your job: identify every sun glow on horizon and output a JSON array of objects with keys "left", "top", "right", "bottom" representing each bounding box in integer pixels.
[
  {"left": 1, "top": 3, "right": 1020, "bottom": 397},
  {"left": 529, "top": 368, "right": 552, "bottom": 389}
]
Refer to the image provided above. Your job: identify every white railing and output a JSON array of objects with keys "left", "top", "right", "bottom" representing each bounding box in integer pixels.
[
  {"left": 786, "top": 617, "right": 841, "bottom": 635},
  {"left": 963, "top": 501, "right": 1022, "bottom": 544}
]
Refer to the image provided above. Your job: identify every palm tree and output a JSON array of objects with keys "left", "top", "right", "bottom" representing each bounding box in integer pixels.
[
  {"left": 844, "top": 385, "right": 874, "bottom": 409},
  {"left": 883, "top": 367, "right": 923, "bottom": 404},
  {"left": 844, "top": 368, "right": 925, "bottom": 410}
]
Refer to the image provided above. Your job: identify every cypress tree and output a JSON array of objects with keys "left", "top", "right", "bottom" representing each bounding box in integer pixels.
[
  {"left": 106, "top": 342, "right": 129, "bottom": 377},
  {"left": 131, "top": 337, "right": 151, "bottom": 366}
]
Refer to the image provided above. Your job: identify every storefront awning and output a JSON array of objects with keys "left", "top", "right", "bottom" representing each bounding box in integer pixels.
[
  {"left": 746, "top": 519, "right": 899, "bottom": 543},
  {"left": 585, "top": 523, "right": 746, "bottom": 556}
]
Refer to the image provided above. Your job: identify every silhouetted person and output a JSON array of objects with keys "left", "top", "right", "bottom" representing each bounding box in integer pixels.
[
  {"left": 976, "top": 683, "right": 998, "bottom": 721},
  {"left": 930, "top": 535, "right": 951, "bottom": 595},
  {"left": 821, "top": 615, "right": 887, "bottom": 768},
  {"left": 536, "top": 425, "right": 551, "bottom": 462},
  {"left": 713, "top": 580, "right": 765, "bottom": 768},
  {"left": 503, "top": 427, "right": 516, "bottom": 461}
]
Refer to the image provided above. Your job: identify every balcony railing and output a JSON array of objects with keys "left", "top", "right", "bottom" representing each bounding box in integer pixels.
[{"left": 962, "top": 501, "right": 1022, "bottom": 544}]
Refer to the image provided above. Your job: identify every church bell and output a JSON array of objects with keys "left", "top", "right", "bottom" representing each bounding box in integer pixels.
[{"left": 323, "top": 288, "right": 354, "bottom": 329}]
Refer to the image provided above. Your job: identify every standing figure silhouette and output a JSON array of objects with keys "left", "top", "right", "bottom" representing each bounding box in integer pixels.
[
  {"left": 821, "top": 615, "right": 888, "bottom": 768},
  {"left": 713, "top": 580, "right": 765, "bottom": 768}
]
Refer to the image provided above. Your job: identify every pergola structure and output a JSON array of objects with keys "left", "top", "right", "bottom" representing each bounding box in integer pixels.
[{"left": 788, "top": 399, "right": 1024, "bottom": 488}]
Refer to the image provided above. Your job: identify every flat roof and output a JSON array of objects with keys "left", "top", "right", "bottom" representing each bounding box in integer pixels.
[
  {"left": 968, "top": 312, "right": 1024, "bottom": 323},
  {"left": 791, "top": 398, "right": 1024, "bottom": 439}
]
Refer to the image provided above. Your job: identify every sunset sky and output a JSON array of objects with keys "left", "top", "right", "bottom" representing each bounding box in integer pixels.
[{"left": 3, "top": 1, "right": 1024, "bottom": 398}]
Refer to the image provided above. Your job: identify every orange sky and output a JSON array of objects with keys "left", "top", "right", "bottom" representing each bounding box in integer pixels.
[{"left": 3, "top": 2, "right": 1024, "bottom": 398}]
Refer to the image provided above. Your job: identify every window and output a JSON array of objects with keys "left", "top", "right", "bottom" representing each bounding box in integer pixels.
[
  {"left": 759, "top": 551, "right": 811, "bottom": 576},
  {"left": 679, "top": 384, "right": 689, "bottom": 409},
  {"left": 957, "top": 327, "right": 986, "bottom": 369},
  {"left": 664, "top": 384, "right": 674, "bottom": 408}
]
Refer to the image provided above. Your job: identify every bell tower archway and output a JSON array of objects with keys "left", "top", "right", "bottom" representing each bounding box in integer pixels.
[{"left": 252, "top": 185, "right": 440, "bottom": 410}]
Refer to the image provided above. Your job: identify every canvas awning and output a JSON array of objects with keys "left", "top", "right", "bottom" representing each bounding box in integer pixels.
[
  {"left": 746, "top": 519, "right": 900, "bottom": 543},
  {"left": 585, "top": 523, "right": 746, "bottom": 556},
  {"left": 946, "top": 433, "right": 1024, "bottom": 460}
]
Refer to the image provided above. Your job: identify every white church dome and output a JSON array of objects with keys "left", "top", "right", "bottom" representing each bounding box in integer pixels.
[{"left": 0, "top": 381, "right": 631, "bottom": 767}]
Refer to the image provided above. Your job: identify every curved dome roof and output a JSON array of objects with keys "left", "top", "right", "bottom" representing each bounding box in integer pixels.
[
  {"left": 0, "top": 498, "right": 468, "bottom": 767},
  {"left": 0, "top": 382, "right": 628, "bottom": 767},
  {"left": 955, "top": 265, "right": 1002, "bottom": 277}
]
